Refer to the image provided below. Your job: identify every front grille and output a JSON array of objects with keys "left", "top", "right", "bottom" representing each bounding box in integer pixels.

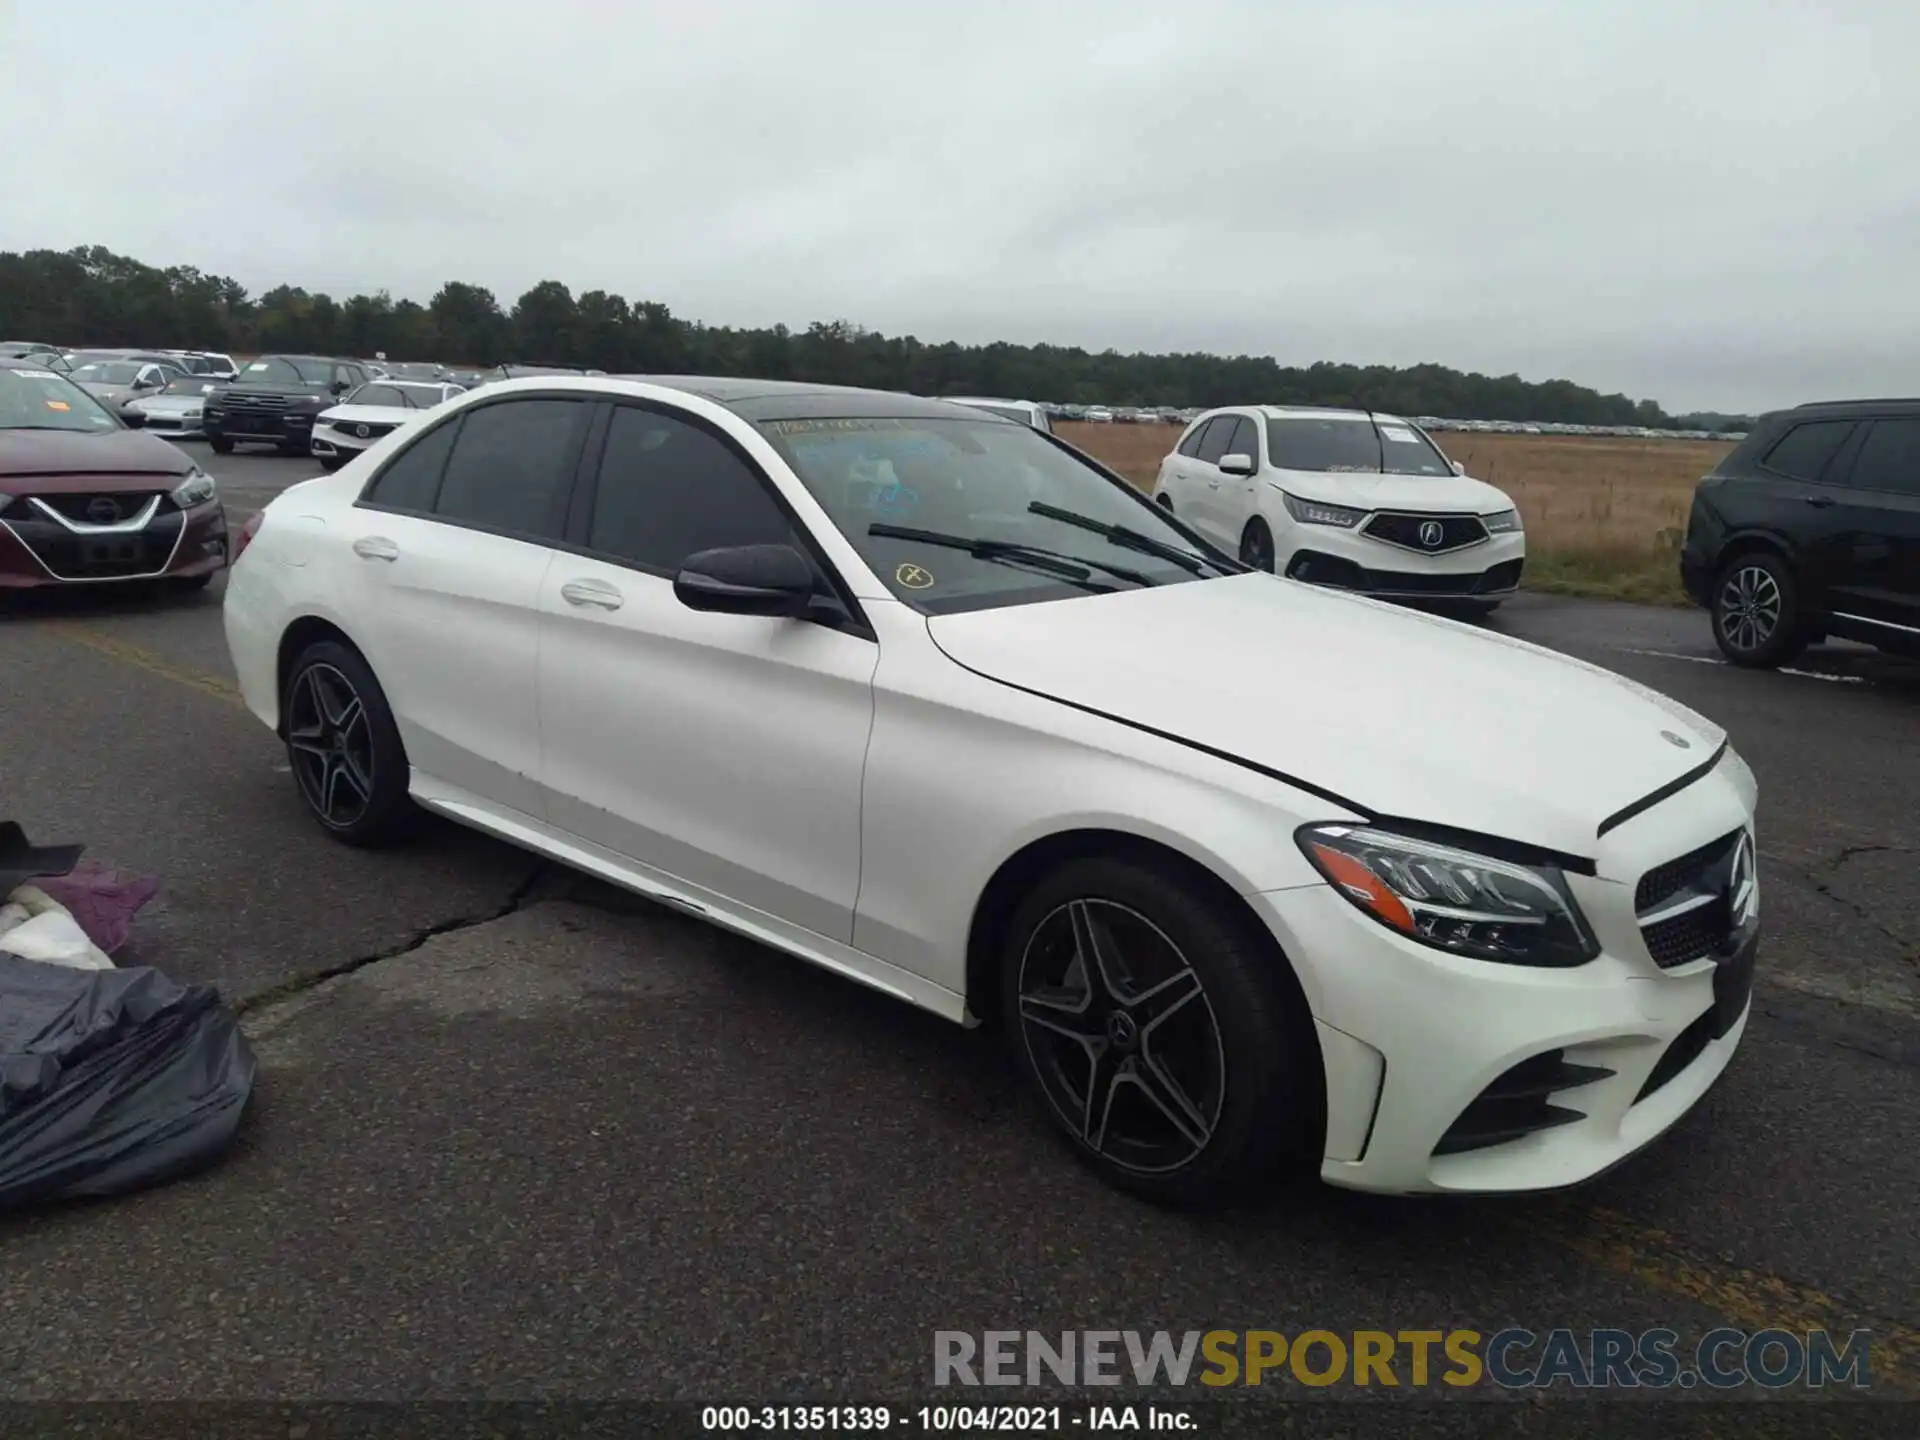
[
  {"left": 1363, "top": 512, "right": 1489, "bottom": 554},
  {"left": 25, "top": 490, "right": 173, "bottom": 524},
  {"left": 1635, "top": 829, "right": 1747, "bottom": 970},
  {"left": 333, "top": 420, "right": 397, "bottom": 439},
  {"left": 2, "top": 510, "right": 185, "bottom": 579},
  {"left": 1432, "top": 1049, "right": 1615, "bottom": 1156},
  {"left": 1286, "top": 552, "right": 1525, "bottom": 596},
  {"left": 222, "top": 391, "right": 291, "bottom": 414}
]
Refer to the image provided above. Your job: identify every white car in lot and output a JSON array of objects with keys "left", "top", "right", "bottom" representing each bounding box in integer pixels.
[
  {"left": 941, "top": 397, "right": 1053, "bottom": 433},
  {"left": 225, "top": 376, "right": 1757, "bottom": 1203},
  {"left": 124, "top": 374, "right": 226, "bottom": 438},
  {"left": 1154, "top": 407, "right": 1526, "bottom": 611},
  {"left": 310, "top": 380, "right": 464, "bottom": 470}
]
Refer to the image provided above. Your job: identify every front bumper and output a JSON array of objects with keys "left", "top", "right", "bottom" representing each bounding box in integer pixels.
[
  {"left": 309, "top": 427, "right": 386, "bottom": 459},
  {"left": 1251, "top": 835, "right": 1755, "bottom": 1195},
  {"left": 1278, "top": 527, "right": 1528, "bottom": 601},
  {"left": 0, "top": 496, "right": 228, "bottom": 588},
  {"left": 205, "top": 409, "right": 320, "bottom": 446},
  {"left": 136, "top": 415, "right": 206, "bottom": 439}
]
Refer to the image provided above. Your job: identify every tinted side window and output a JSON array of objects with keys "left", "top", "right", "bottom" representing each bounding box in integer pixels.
[
  {"left": 1195, "top": 416, "right": 1235, "bottom": 464},
  {"left": 1760, "top": 421, "right": 1853, "bottom": 482},
  {"left": 363, "top": 417, "right": 460, "bottom": 512},
  {"left": 1846, "top": 419, "right": 1920, "bottom": 496},
  {"left": 1224, "top": 417, "right": 1260, "bottom": 463},
  {"left": 586, "top": 405, "right": 795, "bottom": 572},
  {"left": 1175, "top": 421, "right": 1210, "bottom": 458},
  {"left": 434, "top": 398, "right": 584, "bottom": 539}
]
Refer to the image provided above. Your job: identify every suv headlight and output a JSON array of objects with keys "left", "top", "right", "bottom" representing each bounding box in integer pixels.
[
  {"left": 1483, "top": 508, "right": 1523, "bottom": 533},
  {"left": 171, "top": 467, "right": 217, "bottom": 509},
  {"left": 1282, "top": 492, "right": 1367, "bottom": 528},
  {"left": 1297, "top": 823, "right": 1598, "bottom": 967}
]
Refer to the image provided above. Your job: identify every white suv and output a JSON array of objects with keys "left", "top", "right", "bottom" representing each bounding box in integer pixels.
[{"left": 1154, "top": 406, "right": 1526, "bottom": 611}]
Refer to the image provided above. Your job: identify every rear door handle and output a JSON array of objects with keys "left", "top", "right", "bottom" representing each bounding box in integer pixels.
[
  {"left": 560, "top": 578, "right": 624, "bottom": 611},
  {"left": 1801, "top": 495, "right": 1835, "bottom": 508},
  {"left": 352, "top": 535, "right": 399, "bottom": 562}
]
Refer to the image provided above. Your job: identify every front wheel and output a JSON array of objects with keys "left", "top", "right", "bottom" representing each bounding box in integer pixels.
[
  {"left": 1239, "top": 518, "right": 1276, "bottom": 573},
  {"left": 1000, "top": 855, "right": 1320, "bottom": 1207},
  {"left": 283, "top": 639, "right": 418, "bottom": 847},
  {"left": 1711, "top": 552, "right": 1806, "bottom": 668},
  {"left": 318, "top": 455, "right": 345, "bottom": 472},
  {"left": 208, "top": 435, "right": 235, "bottom": 455}
]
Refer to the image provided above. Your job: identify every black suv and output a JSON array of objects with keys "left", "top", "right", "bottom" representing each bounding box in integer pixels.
[
  {"left": 1681, "top": 398, "right": 1920, "bottom": 667},
  {"left": 204, "top": 355, "right": 371, "bottom": 455}
]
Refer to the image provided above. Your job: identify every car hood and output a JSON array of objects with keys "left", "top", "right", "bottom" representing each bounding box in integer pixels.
[
  {"left": 1271, "top": 469, "right": 1512, "bottom": 513},
  {"left": 0, "top": 426, "right": 196, "bottom": 485},
  {"left": 317, "top": 404, "right": 421, "bottom": 425},
  {"left": 924, "top": 575, "right": 1726, "bottom": 862}
]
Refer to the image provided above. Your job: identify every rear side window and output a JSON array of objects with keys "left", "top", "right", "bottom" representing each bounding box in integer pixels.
[
  {"left": 1222, "top": 416, "right": 1260, "bottom": 463},
  {"left": 585, "top": 405, "right": 795, "bottom": 572},
  {"left": 433, "top": 398, "right": 585, "bottom": 539},
  {"left": 1760, "top": 420, "right": 1853, "bottom": 482},
  {"left": 1195, "top": 416, "right": 1235, "bottom": 463},
  {"left": 362, "top": 418, "right": 459, "bottom": 511},
  {"left": 1176, "top": 421, "right": 1210, "bottom": 458},
  {"left": 1846, "top": 419, "right": 1920, "bottom": 496}
]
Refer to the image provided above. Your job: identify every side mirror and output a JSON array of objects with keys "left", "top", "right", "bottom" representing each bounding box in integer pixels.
[
  {"left": 674, "top": 543, "right": 816, "bottom": 618},
  {"left": 119, "top": 407, "right": 148, "bottom": 428},
  {"left": 1451, "top": 459, "right": 1467, "bottom": 476},
  {"left": 1218, "top": 452, "right": 1256, "bottom": 477}
]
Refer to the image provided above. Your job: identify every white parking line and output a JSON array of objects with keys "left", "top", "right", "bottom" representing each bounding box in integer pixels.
[{"left": 1612, "top": 648, "right": 1867, "bottom": 684}]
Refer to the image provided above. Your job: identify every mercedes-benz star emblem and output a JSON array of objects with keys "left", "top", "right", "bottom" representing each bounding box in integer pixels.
[
  {"left": 1660, "top": 730, "right": 1692, "bottom": 749},
  {"left": 1417, "top": 520, "right": 1445, "bottom": 548},
  {"left": 85, "top": 497, "right": 121, "bottom": 525},
  {"left": 355, "top": 423, "right": 371, "bottom": 438}
]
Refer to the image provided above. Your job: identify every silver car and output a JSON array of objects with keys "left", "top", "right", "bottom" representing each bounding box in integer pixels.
[
  {"left": 125, "top": 373, "right": 227, "bottom": 438},
  {"left": 67, "top": 359, "right": 182, "bottom": 407}
]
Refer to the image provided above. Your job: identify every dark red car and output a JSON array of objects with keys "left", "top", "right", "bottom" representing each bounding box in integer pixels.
[{"left": 0, "top": 357, "right": 227, "bottom": 591}]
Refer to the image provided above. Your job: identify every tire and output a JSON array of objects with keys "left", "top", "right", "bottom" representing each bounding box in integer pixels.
[
  {"left": 1711, "top": 551, "right": 1806, "bottom": 668},
  {"left": 319, "top": 456, "right": 344, "bottom": 473},
  {"left": 170, "top": 572, "right": 214, "bottom": 593},
  {"left": 1239, "top": 518, "right": 1276, "bottom": 573},
  {"left": 208, "top": 435, "right": 235, "bottom": 455},
  {"left": 1000, "top": 854, "right": 1320, "bottom": 1208},
  {"left": 282, "top": 639, "right": 417, "bottom": 847},
  {"left": 1156, "top": 492, "right": 1174, "bottom": 510}
]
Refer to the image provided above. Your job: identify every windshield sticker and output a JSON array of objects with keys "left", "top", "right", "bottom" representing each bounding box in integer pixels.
[
  {"left": 44, "top": 399, "right": 71, "bottom": 411},
  {"left": 895, "top": 562, "right": 935, "bottom": 590},
  {"left": 1378, "top": 425, "right": 1421, "bottom": 443},
  {"left": 13, "top": 369, "right": 60, "bottom": 380},
  {"left": 767, "top": 417, "right": 907, "bottom": 436},
  {"left": 246, "top": 362, "right": 269, "bottom": 371}
]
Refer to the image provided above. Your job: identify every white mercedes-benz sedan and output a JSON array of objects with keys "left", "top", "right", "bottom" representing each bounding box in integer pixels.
[
  {"left": 224, "top": 375, "right": 1758, "bottom": 1204},
  {"left": 1153, "top": 406, "right": 1526, "bottom": 612}
]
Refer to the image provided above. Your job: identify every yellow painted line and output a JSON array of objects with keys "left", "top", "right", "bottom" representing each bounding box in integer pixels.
[
  {"left": 45, "top": 621, "right": 246, "bottom": 709},
  {"left": 1537, "top": 1202, "right": 1920, "bottom": 1390}
]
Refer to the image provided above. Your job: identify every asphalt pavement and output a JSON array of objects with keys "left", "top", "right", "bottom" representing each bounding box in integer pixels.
[{"left": 0, "top": 442, "right": 1915, "bottom": 1422}]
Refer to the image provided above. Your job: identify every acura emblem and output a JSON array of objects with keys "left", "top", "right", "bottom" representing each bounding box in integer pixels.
[
  {"left": 355, "top": 423, "right": 371, "bottom": 438},
  {"left": 1660, "top": 730, "right": 1691, "bottom": 749},
  {"left": 1417, "top": 520, "right": 1445, "bottom": 548},
  {"left": 85, "top": 497, "right": 121, "bottom": 524}
]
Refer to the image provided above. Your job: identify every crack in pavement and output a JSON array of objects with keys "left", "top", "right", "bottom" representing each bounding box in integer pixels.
[
  {"left": 232, "top": 859, "right": 550, "bottom": 1022},
  {"left": 1763, "top": 845, "right": 1919, "bottom": 973}
]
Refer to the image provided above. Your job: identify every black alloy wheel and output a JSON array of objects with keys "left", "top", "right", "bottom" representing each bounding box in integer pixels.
[
  {"left": 1239, "top": 519, "right": 1276, "bottom": 573},
  {"left": 283, "top": 640, "right": 416, "bottom": 846},
  {"left": 1002, "top": 856, "right": 1319, "bottom": 1206}
]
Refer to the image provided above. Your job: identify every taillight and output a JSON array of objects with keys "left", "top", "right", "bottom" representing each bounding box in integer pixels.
[{"left": 232, "top": 509, "right": 266, "bottom": 562}]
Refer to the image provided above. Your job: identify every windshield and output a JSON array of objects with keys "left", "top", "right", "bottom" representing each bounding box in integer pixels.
[
  {"left": 163, "top": 376, "right": 221, "bottom": 396},
  {"left": 387, "top": 363, "right": 443, "bottom": 380},
  {"left": 1265, "top": 416, "right": 1454, "bottom": 476},
  {"left": 239, "top": 356, "right": 332, "bottom": 385},
  {"left": 393, "top": 383, "right": 449, "bottom": 405},
  {"left": 71, "top": 362, "right": 142, "bottom": 385},
  {"left": 759, "top": 416, "right": 1229, "bottom": 615},
  {"left": 0, "top": 367, "right": 121, "bottom": 432}
]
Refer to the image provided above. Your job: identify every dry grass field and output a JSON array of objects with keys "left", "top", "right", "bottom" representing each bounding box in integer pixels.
[{"left": 1058, "top": 421, "right": 1735, "bottom": 604}]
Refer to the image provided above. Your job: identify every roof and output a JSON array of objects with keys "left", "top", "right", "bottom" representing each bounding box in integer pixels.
[
  {"left": 615, "top": 375, "right": 1011, "bottom": 423},
  {"left": 1788, "top": 397, "right": 1920, "bottom": 414}
]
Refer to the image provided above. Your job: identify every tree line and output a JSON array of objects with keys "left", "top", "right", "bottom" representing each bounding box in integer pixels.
[{"left": 0, "top": 245, "right": 1745, "bottom": 429}]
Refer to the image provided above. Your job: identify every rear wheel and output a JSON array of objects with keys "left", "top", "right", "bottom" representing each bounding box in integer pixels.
[
  {"left": 208, "top": 435, "right": 234, "bottom": 455},
  {"left": 1239, "top": 518, "right": 1276, "bottom": 573},
  {"left": 1000, "top": 855, "right": 1319, "bottom": 1207},
  {"left": 1711, "top": 551, "right": 1806, "bottom": 668},
  {"left": 1156, "top": 492, "right": 1174, "bottom": 510},
  {"left": 283, "top": 640, "right": 417, "bottom": 847}
]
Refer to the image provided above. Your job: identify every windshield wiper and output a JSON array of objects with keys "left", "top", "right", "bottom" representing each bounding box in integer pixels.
[
  {"left": 867, "top": 523, "right": 1153, "bottom": 589},
  {"left": 1025, "top": 501, "right": 1227, "bottom": 574}
]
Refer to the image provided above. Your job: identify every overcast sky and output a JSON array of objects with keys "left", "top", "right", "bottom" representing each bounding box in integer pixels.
[{"left": 3, "top": 0, "right": 1915, "bottom": 412}]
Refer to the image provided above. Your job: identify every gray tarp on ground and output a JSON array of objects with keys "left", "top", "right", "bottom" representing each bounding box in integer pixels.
[{"left": 0, "top": 954, "right": 255, "bottom": 1211}]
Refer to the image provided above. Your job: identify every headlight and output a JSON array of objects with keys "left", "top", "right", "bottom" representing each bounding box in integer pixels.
[
  {"left": 171, "top": 467, "right": 217, "bottom": 509},
  {"left": 1483, "top": 509, "right": 1523, "bottom": 533},
  {"left": 1282, "top": 492, "right": 1367, "bottom": 528},
  {"left": 1297, "top": 823, "right": 1598, "bottom": 967}
]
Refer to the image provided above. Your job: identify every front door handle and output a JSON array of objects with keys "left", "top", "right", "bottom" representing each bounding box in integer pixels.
[
  {"left": 560, "top": 578, "right": 624, "bottom": 611},
  {"left": 352, "top": 535, "right": 399, "bottom": 562},
  {"left": 1801, "top": 495, "right": 1835, "bottom": 508}
]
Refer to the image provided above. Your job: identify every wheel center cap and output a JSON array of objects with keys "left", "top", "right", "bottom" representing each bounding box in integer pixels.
[{"left": 1105, "top": 1011, "right": 1139, "bottom": 1050}]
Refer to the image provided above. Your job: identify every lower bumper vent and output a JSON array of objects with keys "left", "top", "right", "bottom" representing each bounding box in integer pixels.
[{"left": 1433, "top": 1049, "right": 1614, "bottom": 1156}]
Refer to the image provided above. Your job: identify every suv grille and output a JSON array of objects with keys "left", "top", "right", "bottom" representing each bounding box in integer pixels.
[
  {"left": 1362, "top": 513, "right": 1488, "bottom": 553},
  {"left": 1635, "top": 829, "right": 1751, "bottom": 969},
  {"left": 222, "top": 392, "right": 291, "bottom": 414}
]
